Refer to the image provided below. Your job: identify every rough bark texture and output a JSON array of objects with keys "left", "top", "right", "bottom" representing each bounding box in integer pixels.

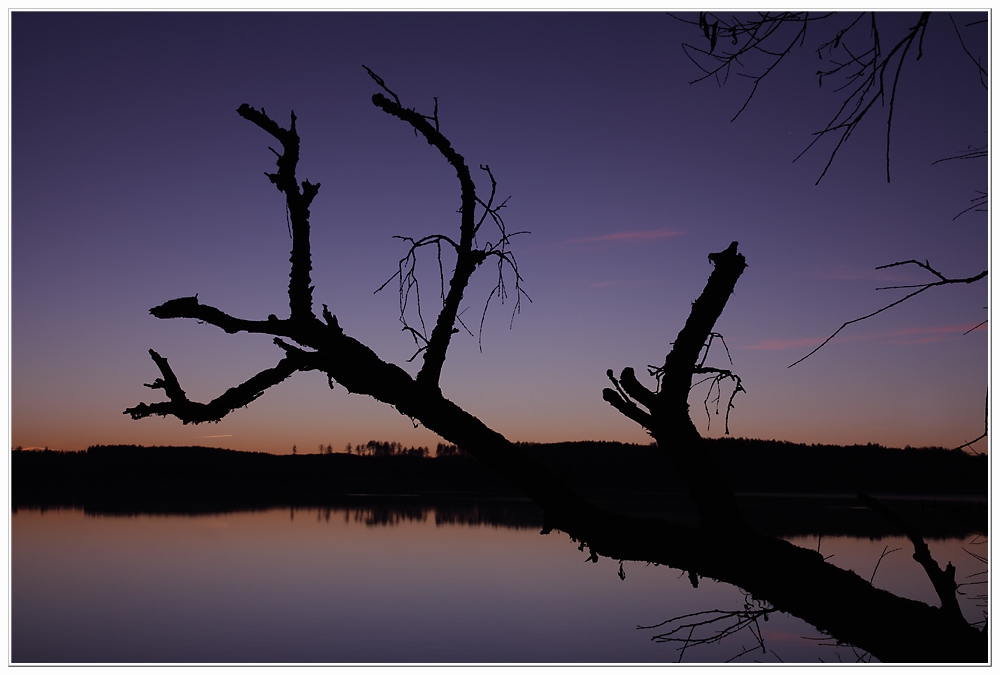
[{"left": 126, "top": 80, "right": 985, "bottom": 662}]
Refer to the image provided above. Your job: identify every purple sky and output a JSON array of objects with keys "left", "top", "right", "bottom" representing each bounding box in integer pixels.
[{"left": 12, "top": 11, "right": 988, "bottom": 455}]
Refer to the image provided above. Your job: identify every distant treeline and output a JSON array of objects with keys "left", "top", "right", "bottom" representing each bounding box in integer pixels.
[
  {"left": 12, "top": 438, "right": 985, "bottom": 511},
  {"left": 12, "top": 439, "right": 986, "bottom": 538},
  {"left": 11, "top": 443, "right": 508, "bottom": 515},
  {"left": 335, "top": 440, "right": 467, "bottom": 458},
  {"left": 526, "top": 438, "right": 987, "bottom": 499}
]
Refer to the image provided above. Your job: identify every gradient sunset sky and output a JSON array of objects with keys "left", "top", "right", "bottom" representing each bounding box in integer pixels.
[{"left": 11, "top": 10, "right": 989, "bottom": 455}]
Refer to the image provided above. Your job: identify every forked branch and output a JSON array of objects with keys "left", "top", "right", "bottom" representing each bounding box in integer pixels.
[
  {"left": 124, "top": 343, "right": 319, "bottom": 424},
  {"left": 366, "top": 67, "right": 528, "bottom": 385},
  {"left": 236, "top": 104, "right": 319, "bottom": 321},
  {"left": 602, "top": 243, "right": 748, "bottom": 530},
  {"left": 789, "top": 259, "right": 987, "bottom": 367},
  {"left": 858, "top": 491, "right": 964, "bottom": 622},
  {"left": 639, "top": 596, "right": 776, "bottom": 663}
]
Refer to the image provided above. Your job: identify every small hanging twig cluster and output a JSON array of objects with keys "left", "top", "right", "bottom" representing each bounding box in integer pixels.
[{"left": 647, "top": 331, "right": 745, "bottom": 435}]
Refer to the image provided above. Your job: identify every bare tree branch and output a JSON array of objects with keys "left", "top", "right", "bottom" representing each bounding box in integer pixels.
[
  {"left": 869, "top": 544, "right": 903, "bottom": 584},
  {"left": 149, "top": 296, "right": 294, "bottom": 336},
  {"left": 473, "top": 165, "right": 532, "bottom": 350},
  {"left": 365, "top": 67, "right": 529, "bottom": 388},
  {"left": 796, "top": 12, "right": 930, "bottom": 183},
  {"left": 604, "top": 242, "right": 749, "bottom": 530},
  {"left": 638, "top": 595, "right": 776, "bottom": 663},
  {"left": 934, "top": 145, "right": 989, "bottom": 165},
  {"left": 236, "top": 104, "right": 319, "bottom": 321},
  {"left": 789, "top": 260, "right": 987, "bottom": 367},
  {"left": 124, "top": 343, "right": 317, "bottom": 424},
  {"left": 677, "top": 12, "right": 944, "bottom": 184},
  {"left": 602, "top": 370, "right": 655, "bottom": 429},
  {"left": 365, "top": 67, "right": 479, "bottom": 390},
  {"left": 656, "top": 242, "right": 747, "bottom": 411},
  {"left": 692, "top": 365, "right": 746, "bottom": 435},
  {"left": 931, "top": 145, "right": 988, "bottom": 219},
  {"left": 949, "top": 13, "right": 988, "bottom": 88},
  {"left": 858, "top": 491, "right": 964, "bottom": 622},
  {"left": 648, "top": 331, "right": 746, "bottom": 435},
  {"left": 671, "top": 12, "right": 831, "bottom": 102},
  {"left": 953, "top": 390, "right": 988, "bottom": 453}
]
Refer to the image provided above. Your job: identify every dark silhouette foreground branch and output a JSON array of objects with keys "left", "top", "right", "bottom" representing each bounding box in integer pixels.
[
  {"left": 126, "top": 73, "right": 985, "bottom": 662},
  {"left": 858, "top": 492, "right": 964, "bottom": 622},
  {"left": 125, "top": 343, "right": 320, "bottom": 424},
  {"left": 364, "top": 66, "right": 529, "bottom": 386},
  {"left": 677, "top": 12, "right": 987, "bottom": 456}
]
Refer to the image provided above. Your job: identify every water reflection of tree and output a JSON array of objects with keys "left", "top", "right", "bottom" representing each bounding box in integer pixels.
[
  {"left": 306, "top": 503, "right": 546, "bottom": 530},
  {"left": 125, "top": 71, "right": 985, "bottom": 662},
  {"left": 639, "top": 595, "right": 776, "bottom": 663}
]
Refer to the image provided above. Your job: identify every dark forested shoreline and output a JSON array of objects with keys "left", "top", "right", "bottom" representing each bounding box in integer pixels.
[{"left": 12, "top": 439, "right": 985, "bottom": 538}]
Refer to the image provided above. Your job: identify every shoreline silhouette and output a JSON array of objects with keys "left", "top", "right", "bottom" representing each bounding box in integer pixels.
[{"left": 13, "top": 440, "right": 985, "bottom": 538}]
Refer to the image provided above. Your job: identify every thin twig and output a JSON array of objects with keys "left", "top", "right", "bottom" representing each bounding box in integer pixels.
[{"left": 790, "top": 260, "right": 987, "bottom": 367}]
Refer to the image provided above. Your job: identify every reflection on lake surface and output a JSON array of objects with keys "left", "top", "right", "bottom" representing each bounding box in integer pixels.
[{"left": 12, "top": 501, "right": 987, "bottom": 663}]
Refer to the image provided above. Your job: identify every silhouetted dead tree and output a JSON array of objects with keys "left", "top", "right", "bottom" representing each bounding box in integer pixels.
[
  {"left": 676, "top": 12, "right": 988, "bottom": 451},
  {"left": 126, "top": 71, "right": 984, "bottom": 662}
]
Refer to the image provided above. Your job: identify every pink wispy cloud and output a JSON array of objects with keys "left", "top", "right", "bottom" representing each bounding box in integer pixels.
[
  {"left": 742, "top": 322, "right": 986, "bottom": 351},
  {"left": 883, "top": 322, "right": 987, "bottom": 344},
  {"left": 564, "top": 227, "right": 683, "bottom": 244}
]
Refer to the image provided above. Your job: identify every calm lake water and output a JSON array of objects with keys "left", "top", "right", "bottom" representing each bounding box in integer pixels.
[{"left": 11, "top": 503, "right": 987, "bottom": 663}]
